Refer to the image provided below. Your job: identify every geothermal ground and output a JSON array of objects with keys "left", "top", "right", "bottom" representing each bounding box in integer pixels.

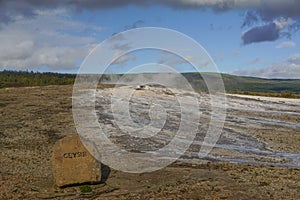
[
  {"left": 1, "top": 85, "right": 300, "bottom": 199},
  {"left": 94, "top": 85, "right": 300, "bottom": 168}
]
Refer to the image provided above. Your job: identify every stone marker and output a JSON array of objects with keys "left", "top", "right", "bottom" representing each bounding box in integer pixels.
[{"left": 52, "top": 135, "right": 101, "bottom": 187}]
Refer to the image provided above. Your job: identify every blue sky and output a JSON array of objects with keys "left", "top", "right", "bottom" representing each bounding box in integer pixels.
[{"left": 0, "top": 1, "right": 300, "bottom": 78}]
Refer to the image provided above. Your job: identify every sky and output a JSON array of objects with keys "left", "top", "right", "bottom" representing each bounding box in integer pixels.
[{"left": 0, "top": 0, "right": 300, "bottom": 79}]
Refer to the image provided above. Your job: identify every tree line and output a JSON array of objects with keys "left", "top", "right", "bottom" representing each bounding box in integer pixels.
[{"left": 0, "top": 70, "right": 75, "bottom": 88}]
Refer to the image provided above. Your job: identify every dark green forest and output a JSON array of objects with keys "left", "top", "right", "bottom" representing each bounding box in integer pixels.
[{"left": 0, "top": 70, "right": 75, "bottom": 88}]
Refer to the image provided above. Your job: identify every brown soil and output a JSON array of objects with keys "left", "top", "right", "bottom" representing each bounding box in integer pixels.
[{"left": 1, "top": 85, "right": 300, "bottom": 200}]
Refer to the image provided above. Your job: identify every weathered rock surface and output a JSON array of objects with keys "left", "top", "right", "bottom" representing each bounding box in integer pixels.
[{"left": 52, "top": 135, "right": 101, "bottom": 187}]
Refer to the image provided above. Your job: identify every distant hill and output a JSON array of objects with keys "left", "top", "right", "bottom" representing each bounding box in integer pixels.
[
  {"left": 1, "top": 71, "right": 299, "bottom": 96},
  {"left": 99, "top": 72, "right": 300, "bottom": 94},
  {"left": 183, "top": 72, "right": 300, "bottom": 94}
]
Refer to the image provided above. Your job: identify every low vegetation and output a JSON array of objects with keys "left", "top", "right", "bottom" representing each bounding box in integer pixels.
[{"left": 79, "top": 185, "right": 92, "bottom": 193}]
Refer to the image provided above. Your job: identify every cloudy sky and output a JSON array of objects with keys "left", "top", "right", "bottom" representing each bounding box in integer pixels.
[{"left": 0, "top": 0, "right": 300, "bottom": 78}]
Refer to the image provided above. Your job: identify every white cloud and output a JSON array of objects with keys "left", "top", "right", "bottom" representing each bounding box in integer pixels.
[
  {"left": 287, "top": 53, "right": 300, "bottom": 65},
  {"left": 111, "top": 53, "right": 136, "bottom": 66},
  {"left": 233, "top": 54, "right": 300, "bottom": 79},
  {"left": 274, "top": 17, "right": 291, "bottom": 30},
  {"left": 276, "top": 41, "right": 296, "bottom": 49},
  {"left": 1, "top": 0, "right": 300, "bottom": 23},
  {"left": 0, "top": 9, "right": 100, "bottom": 71},
  {"left": 157, "top": 52, "right": 194, "bottom": 66}
]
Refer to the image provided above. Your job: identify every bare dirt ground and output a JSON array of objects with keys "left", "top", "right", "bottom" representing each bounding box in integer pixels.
[{"left": 1, "top": 85, "right": 300, "bottom": 199}]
